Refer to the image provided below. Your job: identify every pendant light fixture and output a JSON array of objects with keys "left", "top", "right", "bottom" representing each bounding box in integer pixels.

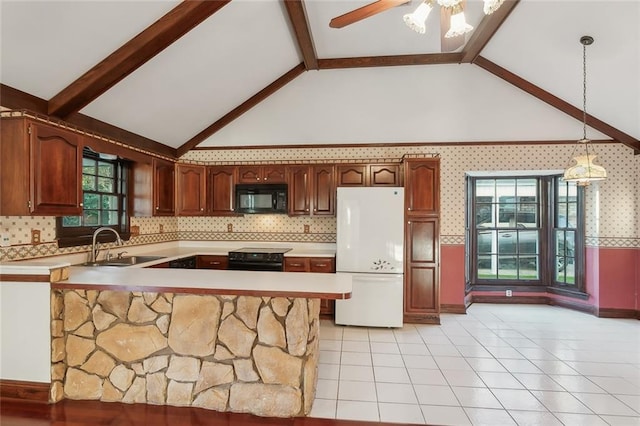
[{"left": 563, "top": 35, "right": 607, "bottom": 186}]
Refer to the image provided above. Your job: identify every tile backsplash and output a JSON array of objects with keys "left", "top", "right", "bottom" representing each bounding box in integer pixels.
[{"left": 0, "top": 214, "right": 335, "bottom": 261}]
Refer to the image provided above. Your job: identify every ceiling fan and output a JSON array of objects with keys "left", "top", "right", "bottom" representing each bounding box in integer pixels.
[{"left": 329, "top": 0, "right": 505, "bottom": 52}]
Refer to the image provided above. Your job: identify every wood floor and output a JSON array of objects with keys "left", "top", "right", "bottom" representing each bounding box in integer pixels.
[{"left": 0, "top": 397, "right": 415, "bottom": 426}]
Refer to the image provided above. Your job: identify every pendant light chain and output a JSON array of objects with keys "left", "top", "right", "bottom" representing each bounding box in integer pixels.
[{"left": 582, "top": 40, "right": 588, "bottom": 142}]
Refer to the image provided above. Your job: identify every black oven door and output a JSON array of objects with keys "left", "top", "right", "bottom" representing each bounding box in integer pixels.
[{"left": 228, "top": 261, "right": 283, "bottom": 272}]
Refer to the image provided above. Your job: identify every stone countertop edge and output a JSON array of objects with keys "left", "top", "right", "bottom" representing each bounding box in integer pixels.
[{"left": 53, "top": 267, "right": 352, "bottom": 300}]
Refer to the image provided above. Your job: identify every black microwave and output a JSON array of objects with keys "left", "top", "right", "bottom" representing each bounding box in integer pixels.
[{"left": 235, "top": 184, "right": 287, "bottom": 214}]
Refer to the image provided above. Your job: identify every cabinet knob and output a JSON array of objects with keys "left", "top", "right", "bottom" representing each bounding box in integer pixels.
[
  {"left": 200, "top": 208, "right": 204, "bottom": 211},
  {"left": 79, "top": 203, "right": 83, "bottom": 207},
  {"left": 156, "top": 206, "right": 159, "bottom": 210},
  {"left": 305, "top": 209, "right": 309, "bottom": 212},
  {"left": 315, "top": 263, "right": 327, "bottom": 267}
]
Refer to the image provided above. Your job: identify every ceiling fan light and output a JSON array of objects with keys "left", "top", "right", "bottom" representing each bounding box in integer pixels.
[
  {"left": 483, "top": 0, "right": 505, "bottom": 15},
  {"left": 437, "top": 0, "right": 462, "bottom": 7},
  {"left": 403, "top": 1, "right": 434, "bottom": 34},
  {"left": 445, "top": 4, "right": 473, "bottom": 38}
]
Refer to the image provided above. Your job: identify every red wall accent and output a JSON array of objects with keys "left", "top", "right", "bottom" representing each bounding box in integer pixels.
[
  {"left": 441, "top": 244, "right": 639, "bottom": 313},
  {"left": 440, "top": 244, "right": 466, "bottom": 306},
  {"left": 594, "top": 247, "right": 638, "bottom": 310}
]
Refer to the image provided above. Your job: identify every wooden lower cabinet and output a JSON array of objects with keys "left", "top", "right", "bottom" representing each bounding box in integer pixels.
[
  {"left": 197, "top": 255, "right": 228, "bottom": 270},
  {"left": 284, "top": 256, "right": 336, "bottom": 316},
  {"left": 404, "top": 218, "right": 440, "bottom": 324}
]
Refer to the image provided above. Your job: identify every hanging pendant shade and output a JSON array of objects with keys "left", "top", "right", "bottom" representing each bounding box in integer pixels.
[{"left": 563, "top": 153, "right": 607, "bottom": 186}]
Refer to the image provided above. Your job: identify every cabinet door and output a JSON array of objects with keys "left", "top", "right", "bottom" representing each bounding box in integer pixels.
[
  {"left": 284, "top": 257, "right": 310, "bottom": 272},
  {"left": 370, "top": 164, "right": 401, "bottom": 186},
  {"left": 287, "top": 166, "right": 310, "bottom": 215},
  {"left": 30, "top": 123, "right": 83, "bottom": 215},
  {"left": 404, "top": 159, "right": 440, "bottom": 216},
  {"left": 312, "top": 165, "right": 335, "bottom": 216},
  {"left": 153, "top": 158, "right": 175, "bottom": 216},
  {"left": 262, "top": 165, "right": 286, "bottom": 183},
  {"left": 197, "top": 255, "right": 229, "bottom": 269},
  {"left": 208, "top": 166, "right": 236, "bottom": 215},
  {"left": 337, "top": 165, "right": 367, "bottom": 186},
  {"left": 176, "top": 164, "right": 206, "bottom": 216},
  {"left": 237, "top": 166, "right": 261, "bottom": 183},
  {"left": 404, "top": 218, "right": 440, "bottom": 322}
]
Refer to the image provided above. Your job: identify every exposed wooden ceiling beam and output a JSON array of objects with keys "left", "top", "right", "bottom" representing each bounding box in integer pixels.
[
  {"left": 461, "top": 0, "right": 520, "bottom": 64},
  {"left": 47, "top": 1, "right": 231, "bottom": 119},
  {"left": 474, "top": 56, "right": 640, "bottom": 153},
  {"left": 283, "top": 0, "right": 318, "bottom": 70},
  {"left": 176, "top": 63, "right": 306, "bottom": 157},
  {"left": 318, "top": 53, "right": 464, "bottom": 69},
  {"left": 1, "top": 84, "right": 177, "bottom": 158}
]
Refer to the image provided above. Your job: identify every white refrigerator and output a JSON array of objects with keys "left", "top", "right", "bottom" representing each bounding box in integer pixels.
[{"left": 335, "top": 187, "right": 404, "bottom": 327}]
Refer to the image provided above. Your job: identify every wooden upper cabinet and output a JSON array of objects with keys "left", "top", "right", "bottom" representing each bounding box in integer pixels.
[
  {"left": 404, "top": 159, "right": 440, "bottom": 216},
  {"left": 311, "top": 165, "right": 335, "bottom": 216},
  {"left": 30, "top": 122, "right": 83, "bottom": 215},
  {"left": 208, "top": 166, "right": 236, "bottom": 215},
  {"left": 337, "top": 165, "right": 367, "bottom": 186},
  {"left": 0, "top": 118, "right": 82, "bottom": 216},
  {"left": 176, "top": 164, "right": 206, "bottom": 216},
  {"left": 237, "top": 165, "right": 286, "bottom": 184},
  {"left": 337, "top": 164, "right": 401, "bottom": 187},
  {"left": 287, "top": 165, "right": 310, "bottom": 215},
  {"left": 370, "top": 164, "right": 401, "bottom": 186},
  {"left": 153, "top": 158, "right": 175, "bottom": 216},
  {"left": 288, "top": 165, "right": 335, "bottom": 216}
]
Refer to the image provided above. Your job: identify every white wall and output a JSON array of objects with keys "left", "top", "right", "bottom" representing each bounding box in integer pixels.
[{"left": 0, "top": 281, "right": 51, "bottom": 382}]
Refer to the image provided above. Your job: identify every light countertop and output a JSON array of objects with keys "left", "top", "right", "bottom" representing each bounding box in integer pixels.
[{"left": 55, "top": 266, "right": 351, "bottom": 300}]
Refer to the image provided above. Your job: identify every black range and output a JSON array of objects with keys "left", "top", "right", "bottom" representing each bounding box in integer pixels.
[{"left": 227, "top": 247, "right": 292, "bottom": 272}]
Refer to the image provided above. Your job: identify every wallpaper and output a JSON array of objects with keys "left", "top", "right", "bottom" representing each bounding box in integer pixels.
[
  {"left": 1, "top": 142, "right": 637, "bottom": 262},
  {"left": 183, "top": 142, "right": 638, "bottom": 242}
]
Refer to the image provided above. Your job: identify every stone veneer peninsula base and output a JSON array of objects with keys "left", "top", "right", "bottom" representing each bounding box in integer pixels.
[{"left": 50, "top": 289, "right": 321, "bottom": 418}]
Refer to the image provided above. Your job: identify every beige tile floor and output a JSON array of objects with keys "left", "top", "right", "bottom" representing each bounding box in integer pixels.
[{"left": 310, "top": 304, "right": 640, "bottom": 425}]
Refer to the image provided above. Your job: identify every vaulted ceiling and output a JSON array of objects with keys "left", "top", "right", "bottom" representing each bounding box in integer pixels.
[{"left": 1, "top": 0, "right": 638, "bottom": 158}]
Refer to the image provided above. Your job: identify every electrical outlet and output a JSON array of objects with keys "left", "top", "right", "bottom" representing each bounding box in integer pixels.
[
  {"left": 159, "top": 224, "right": 164, "bottom": 234},
  {"left": 130, "top": 225, "right": 140, "bottom": 236},
  {"left": 1, "top": 232, "right": 10, "bottom": 247},
  {"left": 506, "top": 289, "right": 512, "bottom": 297},
  {"left": 31, "top": 229, "right": 41, "bottom": 245},
  {"left": 304, "top": 224, "right": 310, "bottom": 234},
  {"left": 227, "top": 223, "right": 233, "bottom": 233}
]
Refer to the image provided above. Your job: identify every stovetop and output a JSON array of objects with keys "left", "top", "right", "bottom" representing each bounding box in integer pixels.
[{"left": 228, "top": 247, "right": 292, "bottom": 254}]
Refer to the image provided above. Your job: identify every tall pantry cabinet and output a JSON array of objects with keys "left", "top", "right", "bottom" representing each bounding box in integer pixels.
[{"left": 403, "top": 158, "right": 441, "bottom": 324}]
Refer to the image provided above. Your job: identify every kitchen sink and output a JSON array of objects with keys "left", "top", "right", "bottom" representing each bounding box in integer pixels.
[{"left": 81, "top": 255, "right": 166, "bottom": 267}]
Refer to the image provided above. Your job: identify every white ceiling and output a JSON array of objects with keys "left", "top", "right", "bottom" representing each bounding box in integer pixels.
[{"left": 1, "top": 0, "right": 638, "bottom": 153}]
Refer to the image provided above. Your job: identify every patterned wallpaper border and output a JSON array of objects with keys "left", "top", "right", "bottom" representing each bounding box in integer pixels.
[
  {"left": 441, "top": 236, "right": 640, "bottom": 248},
  {"left": 178, "top": 231, "right": 335, "bottom": 243}
]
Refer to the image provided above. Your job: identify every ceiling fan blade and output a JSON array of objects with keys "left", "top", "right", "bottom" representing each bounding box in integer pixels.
[
  {"left": 330, "top": 0, "right": 410, "bottom": 28},
  {"left": 440, "top": 2, "right": 465, "bottom": 52}
]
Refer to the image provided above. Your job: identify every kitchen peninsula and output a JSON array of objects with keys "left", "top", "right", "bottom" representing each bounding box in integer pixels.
[{"left": 1, "top": 249, "right": 350, "bottom": 418}]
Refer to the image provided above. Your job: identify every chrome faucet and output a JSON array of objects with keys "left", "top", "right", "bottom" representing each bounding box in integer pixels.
[{"left": 90, "top": 227, "right": 123, "bottom": 263}]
